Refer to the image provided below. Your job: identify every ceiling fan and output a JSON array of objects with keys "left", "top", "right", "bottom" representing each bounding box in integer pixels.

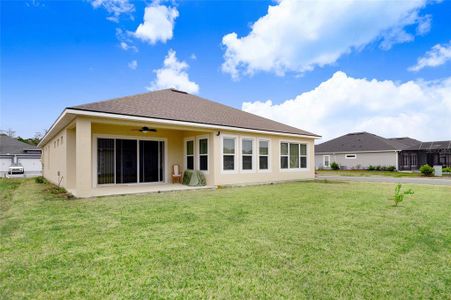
[{"left": 131, "top": 126, "right": 157, "bottom": 133}]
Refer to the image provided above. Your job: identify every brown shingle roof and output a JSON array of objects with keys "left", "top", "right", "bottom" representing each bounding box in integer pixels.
[{"left": 69, "top": 89, "right": 319, "bottom": 137}]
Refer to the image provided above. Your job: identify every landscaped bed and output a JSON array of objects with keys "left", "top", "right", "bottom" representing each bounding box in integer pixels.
[
  {"left": 317, "top": 169, "right": 451, "bottom": 178},
  {"left": 1, "top": 179, "right": 450, "bottom": 298}
]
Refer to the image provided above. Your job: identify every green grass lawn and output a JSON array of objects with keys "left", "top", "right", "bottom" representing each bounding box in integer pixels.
[
  {"left": 1, "top": 179, "right": 450, "bottom": 298},
  {"left": 316, "top": 169, "right": 438, "bottom": 178}
]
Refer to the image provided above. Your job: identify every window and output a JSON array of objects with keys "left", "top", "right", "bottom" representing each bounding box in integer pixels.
[
  {"left": 345, "top": 154, "right": 356, "bottom": 159},
  {"left": 259, "top": 140, "right": 269, "bottom": 170},
  {"left": 300, "top": 144, "right": 307, "bottom": 168},
  {"left": 280, "top": 143, "right": 289, "bottom": 169},
  {"left": 186, "top": 139, "right": 194, "bottom": 170},
  {"left": 241, "top": 139, "right": 254, "bottom": 170},
  {"left": 289, "top": 143, "right": 299, "bottom": 168},
  {"left": 323, "top": 155, "right": 330, "bottom": 168},
  {"left": 223, "top": 137, "right": 236, "bottom": 171},
  {"left": 198, "top": 138, "right": 208, "bottom": 171},
  {"left": 61, "top": 136, "right": 64, "bottom": 145},
  {"left": 281, "top": 142, "right": 308, "bottom": 169}
]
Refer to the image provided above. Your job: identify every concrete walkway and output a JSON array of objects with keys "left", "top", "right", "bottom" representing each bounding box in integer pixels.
[{"left": 316, "top": 175, "right": 451, "bottom": 186}]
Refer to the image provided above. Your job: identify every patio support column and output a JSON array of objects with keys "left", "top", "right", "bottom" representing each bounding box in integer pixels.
[{"left": 75, "top": 118, "right": 92, "bottom": 197}]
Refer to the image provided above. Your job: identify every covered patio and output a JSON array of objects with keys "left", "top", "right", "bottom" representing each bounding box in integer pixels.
[{"left": 59, "top": 116, "right": 215, "bottom": 197}]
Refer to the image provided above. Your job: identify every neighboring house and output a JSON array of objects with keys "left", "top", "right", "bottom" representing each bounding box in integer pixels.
[
  {"left": 0, "top": 134, "right": 42, "bottom": 176},
  {"left": 38, "top": 89, "right": 320, "bottom": 197},
  {"left": 315, "top": 132, "right": 451, "bottom": 170},
  {"left": 398, "top": 141, "right": 451, "bottom": 170}
]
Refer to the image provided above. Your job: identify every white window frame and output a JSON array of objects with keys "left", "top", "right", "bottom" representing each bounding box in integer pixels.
[
  {"left": 279, "top": 141, "right": 309, "bottom": 172},
  {"left": 221, "top": 135, "right": 238, "bottom": 174},
  {"left": 196, "top": 135, "right": 209, "bottom": 174},
  {"left": 323, "top": 155, "right": 331, "bottom": 168},
  {"left": 345, "top": 154, "right": 357, "bottom": 159},
  {"left": 280, "top": 142, "right": 289, "bottom": 170},
  {"left": 184, "top": 137, "right": 195, "bottom": 170},
  {"left": 258, "top": 138, "right": 271, "bottom": 172},
  {"left": 240, "top": 137, "right": 256, "bottom": 173}
]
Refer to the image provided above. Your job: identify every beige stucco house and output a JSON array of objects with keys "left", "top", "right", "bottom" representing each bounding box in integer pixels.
[{"left": 39, "top": 89, "right": 320, "bottom": 197}]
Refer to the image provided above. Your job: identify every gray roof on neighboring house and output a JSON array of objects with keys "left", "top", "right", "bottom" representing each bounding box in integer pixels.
[
  {"left": 0, "top": 134, "right": 40, "bottom": 155},
  {"left": 69, "top": 89, "right": 319, "bottom": 137},
  {"left": 315, "top": 132, "right": 422, "bottom": 153},
  {"left": 405, "top": 140, "right": 451, "bottom": 151},
  {"left": 386, "top": 137, "right": 422, "bottom": 150}
]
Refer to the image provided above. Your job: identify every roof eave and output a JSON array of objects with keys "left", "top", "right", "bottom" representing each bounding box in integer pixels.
[{"left": 39, "top": 108, "right": 320, "bottom": 147}]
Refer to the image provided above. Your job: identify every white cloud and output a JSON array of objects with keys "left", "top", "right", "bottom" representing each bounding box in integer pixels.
[
  {"left": 128, "top": 60, "right": 138, "bottom": 70},
  {"left": 148, "top": 49, "right": 199, "bottom": 94},
  {"left": 90, "top": 0, "right": 134, "bottom": 22},
  {"left": 222, "top": 0, "right": 430, "bottom": 79},
  {"left": 116, "top": 28, "right": 138, "bottom": 52},
  {"left": 242, "top": 72, "right": 451, "bottom": 142},
  {"left": 134, "top": 1, "right": 179, "bottom": 45},
  {"left": 409, "top": 41, "right": 451, "bottom": 72}
]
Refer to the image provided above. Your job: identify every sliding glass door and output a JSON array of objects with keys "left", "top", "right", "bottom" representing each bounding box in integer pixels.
[
  {"left": 139, "top": 140, "right": 165, "bottom": 183},
  {"left": 97, "top": 139, "right": 115, "bottom": 184},
  {"left": 97, "top": 138, "right": 165, "bottom": 185},
  {"left": 116, "top": 139, "right": 138, "bottom": 184}
]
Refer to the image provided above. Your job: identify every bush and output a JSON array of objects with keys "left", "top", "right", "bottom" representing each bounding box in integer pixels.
[
  {"left": 330, "top": 162, "right": 340, "bottom": 170},
  {"left": 443, "top": 167, "right": 451, "bottom": 173},
  {"left": 35, "top": 176, "right": 46, "bottom": 184},
  {"left": 375, "top": 165, "right": 381, "bottom": 171},
  {"left": 419, "top": 164, "right": 434, "bottom": 176},
  {"left": 368, "top": 165, "right": 375, "bottom": 171},
  {"left": 386, "top": 166, "right": 396, "bottom": 172}
]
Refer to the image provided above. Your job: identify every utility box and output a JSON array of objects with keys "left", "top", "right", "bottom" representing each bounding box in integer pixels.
[{"left": 433, "top": 165, "right": 442, "bottom": 177}]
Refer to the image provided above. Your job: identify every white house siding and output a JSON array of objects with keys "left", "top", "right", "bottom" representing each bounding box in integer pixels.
[
  {"left": 0, "top": 157, "right": 12, "bottom": 175},
  {"left": 0, "top": 155, "right": 41, "bottom": 176},
  {"left": 315, "top": 151, "right": 398, "bottom": 170}
]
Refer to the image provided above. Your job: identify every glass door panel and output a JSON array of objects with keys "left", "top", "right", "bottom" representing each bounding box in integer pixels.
[{"left": 116, "top": 139, "right": 137, "bottom": 183}]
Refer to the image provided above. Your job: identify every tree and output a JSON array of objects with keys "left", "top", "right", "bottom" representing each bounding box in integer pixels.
[{"left": 0, "top": 128, "right": 16, "bottom": 137}]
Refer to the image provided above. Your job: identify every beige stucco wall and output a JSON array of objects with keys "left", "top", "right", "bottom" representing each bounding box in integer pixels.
[
  {"left": 41, "top": 116, "right": 316, "bottom": 197},
  {"left": 315, "top": 151, "right": 398, "bottom": 169},
  {"left": 41, "top": 129, "right": 67, "bottom": 187},
  {"left": 212, "top": 130, "right": 316, "bottom": 186}
]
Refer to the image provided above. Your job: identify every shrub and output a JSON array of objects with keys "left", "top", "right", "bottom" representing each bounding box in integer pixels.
[
  {"left": 380, "top": 166, "right": 387, "bottom": 171},
  {"left": 386, "top": 166, "right": 396, "bottom": 172},
  {"left": 35, "top": 176, "right": 46, "bottom": 184},
  {"left": 419, "top": 164, "right": 434, "bottom": 176},
  {"left": 375, "top": 165, "right": 381, "bottom": 171},
  {"left": 392, "top": 183, "right": 414, "bottom": 207},
  {"left": 443, "top": 167, "right": 451, "bottom": 173},
  {"left": 368, "top": 165, "right": 375, "bottom": 171},
  {"left": 330, "top": 162, "right": 340, "bottom": 170}
]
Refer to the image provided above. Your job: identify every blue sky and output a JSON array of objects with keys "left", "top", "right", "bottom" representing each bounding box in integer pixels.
[{"left": 1, "top": 0, "right": 450, "bottom": 141}]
